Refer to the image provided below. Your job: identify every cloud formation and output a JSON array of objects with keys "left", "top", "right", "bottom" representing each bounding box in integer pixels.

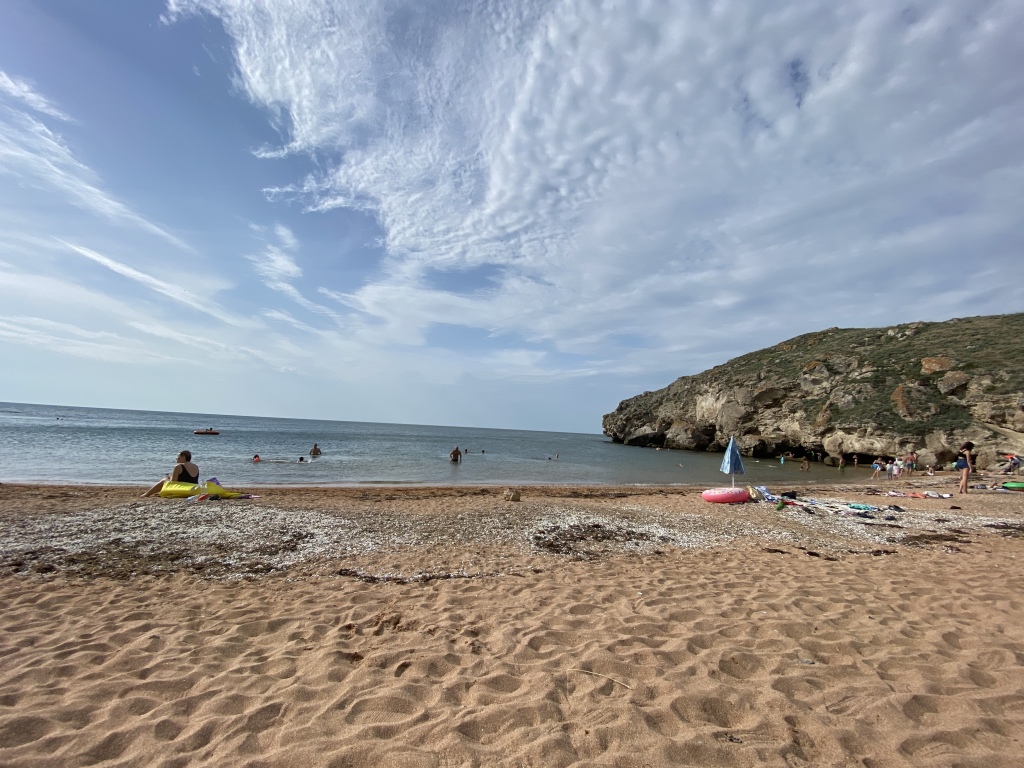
[
  {"left": 2, "top": 3, "right": 1022, "bottom": 430},
  {"left": 0, "top": 77, "right": 192, "bottom": 251},
  {"left": 166, "top": 0, "right": 1024, "bottom": 382},
  {"left": 0, "top": 72, "right": 72, "bottom": 121}
]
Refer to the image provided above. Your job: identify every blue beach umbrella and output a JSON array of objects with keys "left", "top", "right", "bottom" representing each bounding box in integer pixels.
[{"left": 720, "top": 436, "right": 745, "bottom": 487}]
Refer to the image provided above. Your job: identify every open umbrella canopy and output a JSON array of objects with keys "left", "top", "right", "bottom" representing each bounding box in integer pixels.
[{"left": 720, "top": 436, "right": 745, "bottom": 486}]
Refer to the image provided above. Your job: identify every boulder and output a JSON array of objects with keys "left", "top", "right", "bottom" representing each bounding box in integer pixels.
[
  {"left": 921, "top": 356, "right": 957, "bottom": 374},
  {"left": 937, "top": 371, "right": 970, "bottom": 396}
]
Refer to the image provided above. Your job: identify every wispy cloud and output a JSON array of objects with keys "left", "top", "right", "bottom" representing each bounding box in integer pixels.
[
  {"left": 245, "top": 224, "right": 341, "bottom": 319},
  {"left": 0, "top": 316, "right": 190, "bottom": 364},
  {"left": 60, "top": 240, "right": 250, "bottom": 326},
  {"left": 0, "top": 79, "right": 192, "bottom": 252},
  {"left": 0, "top": 72, "right": 71, "bottom": 121},
  {"left": 167, "top": 0, "right": 1024, "bottom": 385}
]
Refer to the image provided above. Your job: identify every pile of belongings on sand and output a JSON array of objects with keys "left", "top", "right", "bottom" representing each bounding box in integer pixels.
[{"left": 746, "top": 486, "right": 952, "bottom": 520}]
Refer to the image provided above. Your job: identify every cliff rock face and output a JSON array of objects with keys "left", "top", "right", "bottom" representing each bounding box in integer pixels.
[{"left": 602, "top": 314, "right": 1024, "bottom": 469}]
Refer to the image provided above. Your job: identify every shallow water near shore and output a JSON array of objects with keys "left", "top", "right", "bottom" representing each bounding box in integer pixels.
[{"left": 0, "top": 401, "right": 868, "bottom": 487}]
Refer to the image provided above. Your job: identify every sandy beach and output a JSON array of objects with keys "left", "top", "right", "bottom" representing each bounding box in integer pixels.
[{"left": 1, "top": 478, "right": 1023, "bottom": 766}]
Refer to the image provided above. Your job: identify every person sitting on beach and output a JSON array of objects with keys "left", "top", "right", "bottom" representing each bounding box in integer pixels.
[
  {"left": 309, "top": 443, "right": 322, "bottom": 457},
  {"left": 450, "top": 446, "right": 462, "bottom": 463},
  {"left": 142, "top": 451, "right": 199, "bottom": 497},
  {"left": 1002, "top": 455, "right": 1021, "bottom": 475}
]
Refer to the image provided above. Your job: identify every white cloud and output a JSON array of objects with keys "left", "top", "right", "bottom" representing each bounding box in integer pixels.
[
  {"left": 0, "top": 316, "right": 189, "bottom": 365},
  {"left": 250, "top": 244, "right": 301, "bottom": 282},
  {"left": 165, "top": 0, "right": 1024, "bottom": 387},
  {"left": 0, "top": 71, "right": 71, "bottom": 121},
  {"left": 60, "top": 240, "right": 251, "bottom": 327},
  {"left": 0, "top": 102, "right": 192, "bottom": 251},
  {"left": 244, "top": 224, "right": 343, "bottom": 318}
]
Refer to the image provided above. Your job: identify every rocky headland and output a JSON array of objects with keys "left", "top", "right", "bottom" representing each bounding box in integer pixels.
[{"left": 603, "top": 313, "right": 1024, "bottom": 468}]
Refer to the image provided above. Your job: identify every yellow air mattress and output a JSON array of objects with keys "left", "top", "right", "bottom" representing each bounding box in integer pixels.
[{"left": 158, "top": 480, "right": 244, "bottom": 499}]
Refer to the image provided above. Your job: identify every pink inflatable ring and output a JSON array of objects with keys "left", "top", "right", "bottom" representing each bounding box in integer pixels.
[{"left": 701, "top": 487, "right": 750, "bottom": 503}]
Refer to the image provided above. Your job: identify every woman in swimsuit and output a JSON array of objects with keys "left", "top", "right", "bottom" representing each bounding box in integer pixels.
[
  {"left": 954, "top": 442, "right": 974, "bottom": 494},
  {"left": 143, "top": 450, "right": 200, "bottom": 497}
]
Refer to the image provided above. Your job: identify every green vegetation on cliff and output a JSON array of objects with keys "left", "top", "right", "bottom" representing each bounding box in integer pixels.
[
  {"left": 693, "top": 314, "right": 1022, "bottom": 433},
  {"left": 603, "top": 313, "right": 1024, "bottom": 464}
]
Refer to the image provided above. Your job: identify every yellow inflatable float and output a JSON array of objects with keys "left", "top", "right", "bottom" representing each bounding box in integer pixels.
[{"left": 158, "top": 480, "right": 245, "bottom": 499}]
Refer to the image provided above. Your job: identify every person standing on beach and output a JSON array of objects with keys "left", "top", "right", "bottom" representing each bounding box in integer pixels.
[
  {"left": 838, "top": 455, "right": 846, "bottom": 473},
  {"left": 142, "top": 451, "right": 199, "bottom": 497},
  {"left": 955, "top": 441, "right": 974, "bottom": 494},
  {"left": 904, "top": 450, "right": 916, "bottom": 477},
  {"left": 450, "top": 446, "right": 462, "bottom": 463}
]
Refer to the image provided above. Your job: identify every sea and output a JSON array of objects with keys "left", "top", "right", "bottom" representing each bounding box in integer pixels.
[{"left": 0, "top": 402, "right": 847, "bottom": 488}]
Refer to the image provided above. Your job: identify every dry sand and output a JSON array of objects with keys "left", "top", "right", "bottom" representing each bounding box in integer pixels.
[{"left": 1, "top": 478, "right": 1023, "bottom": 767}]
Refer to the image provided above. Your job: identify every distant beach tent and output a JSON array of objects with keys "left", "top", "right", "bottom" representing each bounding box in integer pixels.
[{"left": 720, "top": 436, "right": 745, "bottom": 487}]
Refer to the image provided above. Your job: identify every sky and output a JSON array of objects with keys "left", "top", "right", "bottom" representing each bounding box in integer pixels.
[{"left": 0, "top": 0, "right": 1022, "bottom": 433}]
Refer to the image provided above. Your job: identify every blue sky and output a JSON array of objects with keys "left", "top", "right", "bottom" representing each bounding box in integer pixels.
[{"left": 1, "top": 0, "right": 1022, "bottom": 433}]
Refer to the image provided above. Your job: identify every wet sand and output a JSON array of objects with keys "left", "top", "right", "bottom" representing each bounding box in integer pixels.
[{"left": 1, "top": 479, "right": 1022, "bottom": 766}]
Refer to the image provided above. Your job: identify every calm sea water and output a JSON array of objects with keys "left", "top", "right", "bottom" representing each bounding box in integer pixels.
[{"left": 0, "top": 402, "right": 851, "bottom": 487}]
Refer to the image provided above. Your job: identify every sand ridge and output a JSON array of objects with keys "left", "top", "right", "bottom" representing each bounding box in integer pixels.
[{"left": 1, "top": 480, "right": 1023, "bottom": 766}]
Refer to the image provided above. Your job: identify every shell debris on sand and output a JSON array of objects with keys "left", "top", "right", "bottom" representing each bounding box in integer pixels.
[{"left": 0, "top": 482, "right": 1021, "bottom": 580}]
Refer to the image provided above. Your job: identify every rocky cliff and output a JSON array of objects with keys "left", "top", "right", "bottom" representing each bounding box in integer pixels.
[{"left": 602, "top": 314, "right": 1024, "bottom": 469}]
